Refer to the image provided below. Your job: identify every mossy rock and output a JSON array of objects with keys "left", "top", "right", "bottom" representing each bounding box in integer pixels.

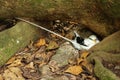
[
  {"left": 90, "top": 30, "right": 120, "bottom": 52},
  {"left": 0, "top": 0, "right": 120, "bottom": 37},
  {"left": 0, "top": 21, "right": 41, "bottom": 66},
  {"left": 87, "top": 31, "right": 120, "bottom": 80},
  {"left": 94, "top": 57, "right": 120, "bottom": 80},
  {"left": 97, "top": 0, "right": 120, "bottom": 18}
]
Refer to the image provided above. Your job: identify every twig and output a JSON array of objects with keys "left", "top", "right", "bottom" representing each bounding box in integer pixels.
[{"left": 16, "top": 17, "right": 73, "bottom": 43}]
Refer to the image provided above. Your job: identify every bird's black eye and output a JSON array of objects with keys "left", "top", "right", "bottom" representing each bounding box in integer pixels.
[{"left": 89, "top": 38, "right": 93, "bottom": 40}]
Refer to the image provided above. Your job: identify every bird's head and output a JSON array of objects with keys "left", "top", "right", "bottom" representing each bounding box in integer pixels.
[{"left": 89, "top": 35, "right": 99, "bottom": 43}]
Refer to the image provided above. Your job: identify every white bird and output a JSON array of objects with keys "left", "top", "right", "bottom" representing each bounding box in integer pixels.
[
  {"left": 84, "top": 35, "right": 100, "bottom": 46},
  {"left": 72, "top": 31, "right": 100, "bottom": 50},
  {"left": 16, "top": 18, "right": 99, "bottom": 50},
  {"left": 71, "top": 31, "right": 86, "bottom": 50}
]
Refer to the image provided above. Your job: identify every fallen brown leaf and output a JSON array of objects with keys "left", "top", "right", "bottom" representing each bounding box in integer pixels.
[
  {"left": 6, "top": 57, "right": 16, "bottom": 65},
  {"left": 34, "top": 52, "right": 51, "bottom": 67},
  {"left": 24, "top": 62, "right": 35, "bottom": 69},
  {"left": 77, "top": 51, "right": 93, "bottom": 73},
  {"left": 80, "top": 52, "right": 90, "bottom": 59},
  {"left": 35, "top": 38, "right": 46, "bottom": 47},
  {"left": 50, "top": 34, "right": 58, "bottom": 38},
  {"left": 8, "top": 59, "right": 23, "bottom": 67},
  {"left": 46, "top": 41, "right": 59, "bottom": 50},
  {"left": 22, "top": 67, "right": 40, "bottom": 80},
  {"left": 38, "top": 61, "right": 47, "bottom": 67},
  {"left": 77, "top": 58, "right": 84, "bottom": 65},
  {"left": 65, "top": 65, "right": 83, "bottom": 75},
  {"left": 21, "top": 53, "right": 34, "bottom": 64},
  {"left": 81, "top": 59, "right": 93, "bottom": 73},
  {"left": 3, "top": 67, "right": 24, "bottom": 80},
  {"left": 0, "top": 74, "right": 3, "bottom": 80}
]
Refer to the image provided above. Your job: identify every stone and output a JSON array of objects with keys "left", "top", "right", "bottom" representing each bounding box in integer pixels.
[
  {"left": 0, "top": 21, "right": 41, "bottom": 66},
  {"left": 50, "top": 42, "right": 78, "bottom": 67}
]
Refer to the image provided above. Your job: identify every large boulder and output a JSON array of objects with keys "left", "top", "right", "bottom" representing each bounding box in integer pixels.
[
  {"left": 0, "top": 0, "right": 120, "bottom": 37},
  {"left": 97, "top": 0, "right": 120, "bottom": 19},
  {"left": 0, "top": 21, "right": 41, "bottom": 66},
  {"left": 90, "top": 30, "right": 120, "bottom": 52},
  {"left": 87, "top": 31, "right": 120, "bottom": 80}
]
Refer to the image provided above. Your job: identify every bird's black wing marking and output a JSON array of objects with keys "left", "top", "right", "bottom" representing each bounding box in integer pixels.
[
  {"left": 76, "top": 37, "right": 84, "bottom": 43},
  {"left": 76, "top": 37, "right": 87, "bottom": 46}
]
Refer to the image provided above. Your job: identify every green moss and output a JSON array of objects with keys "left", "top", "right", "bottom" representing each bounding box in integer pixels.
[
  {"left": 87, "top": 31, "right": 120, "bottom": 80},
  {"left": 94, "top": 58, "right": 120, "bottom": 80},
  {"left": 97, "top": 0, "right": 120, "bottom": 18},
  {"left": 90, "top": 31, "right": 120, "bottom": 52},
  {"left": 0, "top": 22, "right": 40, "bottom": 66},
  {"left": 37, "top": 0, "right": 58, "bottom": 9}
]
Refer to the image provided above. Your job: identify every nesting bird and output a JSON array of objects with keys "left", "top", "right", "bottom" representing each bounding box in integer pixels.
[
  {"left": 16, "top": 18, "right": 99, "bottom": 50},
  {"left": 71, "top": 31, "right": 100, "bottom": 50}
]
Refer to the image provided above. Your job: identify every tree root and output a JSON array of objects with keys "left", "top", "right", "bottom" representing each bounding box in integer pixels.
[{"left": 87, "top": 31, "right": 120, "bottom": 80}]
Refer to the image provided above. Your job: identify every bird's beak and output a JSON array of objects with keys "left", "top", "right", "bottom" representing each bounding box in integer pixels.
[
  {"left": 93, "top": 39, "right": 100, "bottom": 43},
  {"left": 93, "top": 39, "right": 97, "bottom": 43}
]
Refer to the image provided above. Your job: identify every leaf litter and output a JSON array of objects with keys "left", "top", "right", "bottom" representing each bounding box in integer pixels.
[{"left": 0, "top": 20, "right": 98, "bottom": 80}]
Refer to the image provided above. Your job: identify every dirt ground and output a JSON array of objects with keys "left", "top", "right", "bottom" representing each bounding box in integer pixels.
[{"left": 0, "top": 19, "right": 119, "bottom": 80}]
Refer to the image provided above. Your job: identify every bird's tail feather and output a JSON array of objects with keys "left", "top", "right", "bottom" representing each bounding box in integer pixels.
[{"left": 74, "top": 31, "right": 80, "bottom": 37}]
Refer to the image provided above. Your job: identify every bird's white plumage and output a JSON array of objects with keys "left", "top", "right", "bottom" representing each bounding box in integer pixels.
[
  {"left": 89, "top": 35, "right": 99, "bottom": 43},
  {"left": 84, "top": 35, "right": 99, "bottom": 46},
  {"left": 74, "top": 31, "right": 80, "bottom": 37},
  {"left": 71, "top": 39, "right": 83, "bottom": 50},
  {"left": 71, "top": 31, "right": 100, "bottom": 50},
  {"left": 71, "top": 31, "right": 84, "bottom": 50}
]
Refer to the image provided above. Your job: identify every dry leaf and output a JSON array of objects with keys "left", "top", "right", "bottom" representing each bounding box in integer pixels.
[
  {"left": 23, "top": 47, "right": 29, "bottom": 52},
  {"left": 65, "top": 65, "right": 83, "bottom": 75},
  {"left": 38, "top": 61, "right": 46, "bottom": 67},
  {"left": 8, "top": 59, "right": 23, "bottom": 67},
  {"left": 0, "top": 74, "right": 3, "bottom": 80},
  {"left": 3, "top": 67, "right": 24, "bottom": 80},
  {"left": 24, "top": 62, "right": 35, "bottom": 69},
  {"left": 77, "top": 58, "right": 84, "bottom": 65},
  {"left": 50, "top": 34, "right": 58, "bottom": 38},
  {"left": 22, "top": 67, "right": 40, "bottom": 80},
  {"left": 21, "top": 53, "right": 34, "bottom": 64},
  {"left": 80, "top": 52, "right": 89, "bottom": 59},
  {"left": 6, "top": 57, "right": 16, "bottom": 65},
  {"left": 77, "top": 51, "right": 92, "bottom": 73},
  {"left": 34, "top": 52, "right": 48, "bottom": 67},
  {"left": 35, "top": 38, "right": 46, "bottom": 47},
  {"left": 81, "top": 59, "right": 93, "bottom": 73},
  {"left": 46, "top": 41, "right": 59, "bottom": 50},
  {"left": 77, "top": 52, "right": 89, "bottom": 64},
  {"left": 69, "top": 21, "right": 78, "bottom": 24}
]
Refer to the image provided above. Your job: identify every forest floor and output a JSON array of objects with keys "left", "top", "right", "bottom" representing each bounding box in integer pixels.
[{"left": 0, "top": 19, "right": 119, "bottom": 80}]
